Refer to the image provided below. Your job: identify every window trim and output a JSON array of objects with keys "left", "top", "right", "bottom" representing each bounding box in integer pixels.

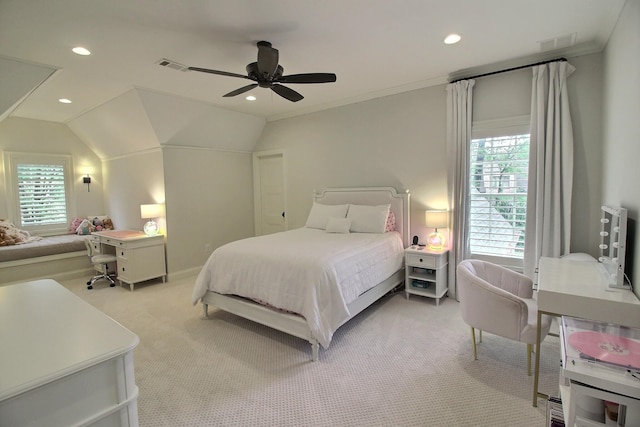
[
  {"left": 469, "top": 116, "right": 530, "bottom": 270},
  {"left": 4, "top": 152, "right": 76, "bottom": 236}
]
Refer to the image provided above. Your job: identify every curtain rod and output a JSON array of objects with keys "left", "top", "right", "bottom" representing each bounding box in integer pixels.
[{"left": 449, "top": 57, "right": 567, "bottom": 84}]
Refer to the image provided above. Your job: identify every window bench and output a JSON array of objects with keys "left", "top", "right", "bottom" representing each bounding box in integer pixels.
[{"left": 0, "top": 235, "right": 92, "bottom": 286}]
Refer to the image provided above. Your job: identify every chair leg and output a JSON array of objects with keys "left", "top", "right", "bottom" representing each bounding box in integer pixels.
[
  {"left": 527, "top": 343, "right": 533, "bottom": 376},
  {"left": 86, "top": 263, "right": 116, "bottom": 289},
  {"left": 471, "top": 327, "right": 478, "bottom": 360},
  {"left": 102, "top": 264, "right": 116, "bottom": 287}
]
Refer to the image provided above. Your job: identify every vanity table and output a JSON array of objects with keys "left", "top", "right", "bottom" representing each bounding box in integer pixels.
[{"left": 532, "top": 256, "right": 640, "bottom": 407}]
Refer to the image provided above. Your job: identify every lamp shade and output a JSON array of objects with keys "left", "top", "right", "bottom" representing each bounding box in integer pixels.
[
  {"left": 425, "top": 210, "right": 448, "bottom": 250},
  {"left": 425, "top": 210, "right": 448, "bottom": 230},
  {"left": 140, "top": 204, "right": 164, "bottom": 219}
]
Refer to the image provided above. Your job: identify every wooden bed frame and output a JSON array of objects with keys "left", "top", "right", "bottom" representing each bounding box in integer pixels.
[{"left": 200, "top": 186, "right": 410, "bottom": 361}]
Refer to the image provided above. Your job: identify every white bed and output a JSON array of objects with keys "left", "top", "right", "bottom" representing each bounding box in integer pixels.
[{"left": 192, "top": 187, "right": 410, "bottom": 360}]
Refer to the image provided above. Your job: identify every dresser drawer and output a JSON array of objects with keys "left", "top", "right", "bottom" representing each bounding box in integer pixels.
[{"left": 406, "top": 254, "right": 436, "bottom": 268}]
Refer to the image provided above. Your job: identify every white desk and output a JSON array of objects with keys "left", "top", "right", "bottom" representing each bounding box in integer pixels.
[
  {"left": 91, "top": 230, "right": 166, "bottom": 291},
  {"left": 532, "top": 257, "right": 640, "bottom": 407},
  {"left": 0, "top": 279, "right": 140, "bottom": 426}
]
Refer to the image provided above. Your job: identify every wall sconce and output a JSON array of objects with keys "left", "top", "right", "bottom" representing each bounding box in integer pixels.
[
  {"left": 83, "top": 175, "right": 91, "bottom": 192},
  {"left": 140, "top": 204, "right": 165, "bottom": 236},
  {"left": 425, "top": 210, "right": 448, "bottom": 251}
]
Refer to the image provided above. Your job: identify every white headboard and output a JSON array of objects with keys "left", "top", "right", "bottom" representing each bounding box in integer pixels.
[{"left": 313, "top": 187, "right": 411, "bottom": 248}]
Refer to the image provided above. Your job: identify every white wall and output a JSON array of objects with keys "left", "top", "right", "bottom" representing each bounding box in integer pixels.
[
  {"left": 0, "top": 117, "right": 104, "bottom": 224},
  {"left": 602, "top": 0, "right": 640, "bottom": 291},
  {"left": 101, "top": 150, "right": 165, "bottom": 232},
  {"left": 254, "top": 53, "right": 604, "bottom": 255},
  {"left": 256, "top": 85, "right": 448, "bottom": 242},
  {"left": 162, "top": 146, "right": 255, "bottom": 276}
]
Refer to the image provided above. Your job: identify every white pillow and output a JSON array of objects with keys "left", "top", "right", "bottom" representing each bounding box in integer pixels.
[
  {"left": 325, "top": 217, "right": 352, "bottom": 234},
  {"left": 304, "top": 203, "right": 349, "bottom": 229},
  {"left": 347, "top": 204, "right": 391, "bottom": 233}
]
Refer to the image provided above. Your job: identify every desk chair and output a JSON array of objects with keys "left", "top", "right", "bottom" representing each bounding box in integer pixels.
[
  {"left": 84, "top": 238, "right": 117, "bottom": 289},
  {"left": 457, "top": 259, "right": 552, "bottom": 375}
]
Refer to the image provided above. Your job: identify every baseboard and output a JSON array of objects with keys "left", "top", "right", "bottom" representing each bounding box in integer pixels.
[{"left": 166, "top": 266, "right": 200, "bottom": 282}]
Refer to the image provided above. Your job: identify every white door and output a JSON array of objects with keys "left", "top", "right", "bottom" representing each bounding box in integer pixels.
[{"left": 253, "top": 150, "right": 286, "bottom": 235}]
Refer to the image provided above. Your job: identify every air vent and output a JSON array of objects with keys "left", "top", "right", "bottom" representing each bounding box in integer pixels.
[
  {"left": 538, "top": 33, "right": 576, "bottom": 52},
  {"left": 156, "top": 58, "right": 189, "bottom": 72}
]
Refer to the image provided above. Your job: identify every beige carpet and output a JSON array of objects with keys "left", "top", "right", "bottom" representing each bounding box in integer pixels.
[{"left": 60, "top": 275, "right": 560, "bottom": 426}]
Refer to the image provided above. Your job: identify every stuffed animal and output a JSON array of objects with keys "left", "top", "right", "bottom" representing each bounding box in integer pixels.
[
  {"left": 69, "top": 218, "right": 84, "bottom": 233},
  {"left": 91, "top": 216, "right": 104, "bottom": 231},
  {"left": 0, "top": 229, "right": 14, "bottom": 246},
  {"left": 0, "top": 220, "right": 39, "bottom": 245},
  {"left": 102, "top": 218, "right": 114, "bottom": 230}
]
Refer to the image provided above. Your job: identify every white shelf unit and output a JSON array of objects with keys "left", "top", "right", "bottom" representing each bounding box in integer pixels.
[
  {"left": 404, "top": 247, "right": 448, "bottom": 305},
  {"left": 559, "top": 316, "right": 640, "bottom": 426}
]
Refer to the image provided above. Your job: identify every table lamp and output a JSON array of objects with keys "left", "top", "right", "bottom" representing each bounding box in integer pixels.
[
  {"left": 140, "top": 204, "right": 164, "bottom": 236},
  {"left": 425, "top": 210, "right": 448, "bottom": 250}
]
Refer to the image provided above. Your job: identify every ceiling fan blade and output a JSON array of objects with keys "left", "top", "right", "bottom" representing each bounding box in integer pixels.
[
  {"left": 271, "top": 84, "right": 304, "bottom": 102},
  {"left": 279, "top": 73, "right": 337, "bottom": 84},
  {"left": 188, "top": 67, "right": 250, "bottom": 80},
  {"left": 223, "top": 84, "right": 259, "bottom": 97},
  {"left": 257, "top": 41, "right": 279, "bottom": 78}
]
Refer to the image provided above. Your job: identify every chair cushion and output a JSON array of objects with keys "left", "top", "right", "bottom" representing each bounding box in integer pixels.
[{"left": 92, "top": 254, "right": 117, "bottom": 264}]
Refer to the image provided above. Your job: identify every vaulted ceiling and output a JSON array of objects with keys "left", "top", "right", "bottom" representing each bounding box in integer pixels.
[{"left": 0, "top": 0, "right": 627, "bottom": 157}]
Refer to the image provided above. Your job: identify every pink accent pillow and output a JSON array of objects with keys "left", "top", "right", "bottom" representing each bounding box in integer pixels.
[{"left": 385, "top": 210, "right": 396, "bottom": 232}]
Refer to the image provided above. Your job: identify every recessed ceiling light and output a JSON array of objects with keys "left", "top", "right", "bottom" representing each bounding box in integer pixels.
[
  {"left": 246, "top": 95, "right": 256, "bottom": 101},
  {"left": 444, "top": 34, "right": 461, "bottom": 45},
  {"left": 72, "top": 47, "right": 91, "bottom": 55},
  {"left": 58, "top": 98, "right": 72, "bottom": 104}
]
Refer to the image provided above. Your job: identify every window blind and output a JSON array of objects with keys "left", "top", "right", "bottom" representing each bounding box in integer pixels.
[
  {"left": 17, "top": 163, "right": 68, "bottom": 226},
  {"left": 469, "top": 134, "right": 529, "bottom": 258}
]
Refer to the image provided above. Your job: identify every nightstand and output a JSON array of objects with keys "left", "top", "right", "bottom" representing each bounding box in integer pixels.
[{"left": 404, "top": 246, "right": 448, "bottom": 305}]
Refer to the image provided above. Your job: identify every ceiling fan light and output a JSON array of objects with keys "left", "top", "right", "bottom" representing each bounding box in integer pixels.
[
  {"left": 246, "top": 95, "right": 256, "bottom": 101},
  {"left": 444, "top": 34, "right": 461, "bottom": 45}
]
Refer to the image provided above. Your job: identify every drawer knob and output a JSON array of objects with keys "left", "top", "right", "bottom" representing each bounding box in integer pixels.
[{"left": 419, "top": 258, "right": 423, "bottom": 262}]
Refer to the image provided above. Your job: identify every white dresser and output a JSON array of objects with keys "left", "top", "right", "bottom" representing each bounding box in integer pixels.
[{"left": 0, "top": 279, "right": 140, "bottom": 427}]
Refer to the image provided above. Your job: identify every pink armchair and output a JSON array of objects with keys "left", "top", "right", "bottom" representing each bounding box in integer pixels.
[{"left": 457, "top": 259, "right": 552, "bottom": 375}]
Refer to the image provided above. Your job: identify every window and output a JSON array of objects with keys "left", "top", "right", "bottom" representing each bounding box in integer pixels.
[
  {"left": 468, "top": 117, "right": 530, "bottom": 267},
  {"left": 5, "top": 153, "right": 74, "bottom": 235}
]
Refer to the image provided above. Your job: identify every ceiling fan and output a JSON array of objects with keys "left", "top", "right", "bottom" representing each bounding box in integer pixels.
[{"left": 187, "top": 41, "right": 337, "bottom": 102}]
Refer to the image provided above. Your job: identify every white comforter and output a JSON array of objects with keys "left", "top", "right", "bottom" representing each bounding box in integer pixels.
[{"left": 192, "top": 227, "right": 404, "bottom": 348}]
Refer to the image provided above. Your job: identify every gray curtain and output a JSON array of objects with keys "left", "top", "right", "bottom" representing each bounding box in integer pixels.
[
  {"left": 524, "top": 61, "right": 575, "bottom": 278},
  {"left": 446, "top": 79, "right": 475, "bottom": 300}
]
